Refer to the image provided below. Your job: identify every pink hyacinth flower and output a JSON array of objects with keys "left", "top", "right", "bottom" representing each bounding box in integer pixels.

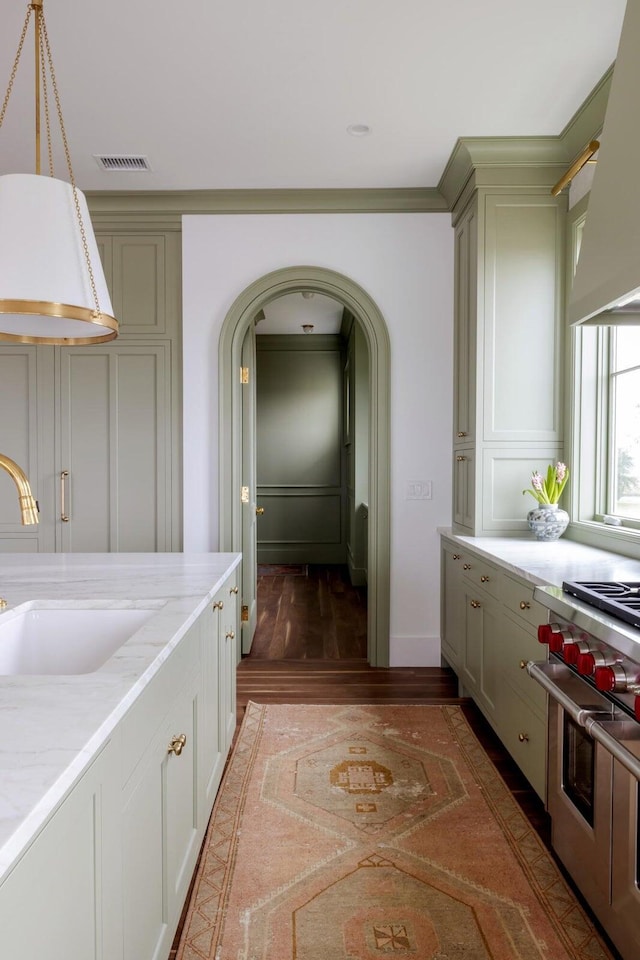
[
  {"left": 531, "top": 471, "right": 544, "bottom": 492},
  {"left": 555, "top": 462, "right": 567, "bottom": 483}
]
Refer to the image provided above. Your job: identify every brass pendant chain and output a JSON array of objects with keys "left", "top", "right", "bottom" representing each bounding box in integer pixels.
[{"left": 0, "top": 7, "right": 32, "bottom": 132}]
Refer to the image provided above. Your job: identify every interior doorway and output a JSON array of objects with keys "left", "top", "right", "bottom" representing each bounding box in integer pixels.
[{"left": 218, "top": 266, "right": 391, "bottom": 667}]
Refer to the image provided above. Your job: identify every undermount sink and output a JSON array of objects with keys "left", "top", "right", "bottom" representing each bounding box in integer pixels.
[{"left": 0, "top": 605, "right": 157, "bottom": 675}]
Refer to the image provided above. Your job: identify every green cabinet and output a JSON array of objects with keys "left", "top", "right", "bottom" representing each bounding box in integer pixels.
[
  {"left": 452, "top": 188, "right": 567, "bottom": 535},
  {"left": 0, "top": 228, "right": 181, "bottom": 552}
]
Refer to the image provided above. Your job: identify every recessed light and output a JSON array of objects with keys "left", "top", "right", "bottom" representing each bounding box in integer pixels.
[{"left": 347, "top": 124, "right": 371, "bottom": 137}]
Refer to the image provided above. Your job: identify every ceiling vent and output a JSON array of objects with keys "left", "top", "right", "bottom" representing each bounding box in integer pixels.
[{"left": 93, "top": 155, "right": 152, "bottom": 172}]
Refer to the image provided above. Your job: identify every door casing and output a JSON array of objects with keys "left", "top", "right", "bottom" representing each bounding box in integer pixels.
[{"left": 218, "top": 265, "right": 390, "bottom": 667}]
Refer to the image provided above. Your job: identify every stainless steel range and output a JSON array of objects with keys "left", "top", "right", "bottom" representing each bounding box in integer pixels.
[{"left": 528, "top": 580, "right": 640, "bottom": 960}]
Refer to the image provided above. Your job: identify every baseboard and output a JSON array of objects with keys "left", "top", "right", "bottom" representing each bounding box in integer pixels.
[
  {"left": 389, "top": 635, "right": 441, "bottom": 667},
  {"left": 347, "top": 555, "right": 367, "bottom": 587}
]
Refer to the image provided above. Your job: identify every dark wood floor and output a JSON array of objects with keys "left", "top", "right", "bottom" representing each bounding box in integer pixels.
[{"left": 250, "top": 564, "right": 367, "bottom": 659}]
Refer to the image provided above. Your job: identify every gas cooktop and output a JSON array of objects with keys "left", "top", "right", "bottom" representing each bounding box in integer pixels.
[{"left": 562, "top": 580, "right": 640, "bottom": 630}]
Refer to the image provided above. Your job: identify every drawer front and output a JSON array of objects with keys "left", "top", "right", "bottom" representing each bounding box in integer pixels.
[
  {"left": 501, "top": 573, "right": 548, "bottom": 628},
  {"left": 461, "top": 557, "right": 500, "bottom": 599},
  {"left": 498, "top": 685, "right": 547, "bottom": 800},
  {"left": 500, "top": 614, "right": 547, "bottom": 716}
]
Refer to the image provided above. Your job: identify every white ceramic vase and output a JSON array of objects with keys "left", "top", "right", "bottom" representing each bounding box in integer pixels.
[{"left": 526, "top": 502, "right": 569, "bottom": 541}]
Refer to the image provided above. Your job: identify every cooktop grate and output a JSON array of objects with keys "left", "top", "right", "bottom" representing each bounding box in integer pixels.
[{"left": 562, "top": 580, "right": 640, "bottom": 629}]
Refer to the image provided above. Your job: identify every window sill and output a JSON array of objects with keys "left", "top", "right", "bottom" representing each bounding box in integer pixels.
[{"left": 566, "top": 519, "right": 640, "bottom": 562}]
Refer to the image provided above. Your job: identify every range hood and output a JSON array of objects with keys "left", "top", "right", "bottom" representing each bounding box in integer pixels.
[{"left": 568, "top": 0, "right": 640, "bottom": 326}]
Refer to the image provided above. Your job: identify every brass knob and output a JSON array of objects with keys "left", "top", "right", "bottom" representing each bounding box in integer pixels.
[
  {"left": 470, "top": 599, "right": 481, "bottom": 609},
  {"left": 518, "top": 733, "right": 529, "bottom": 743},
  {"left": 0, "top": 598, "right": 7, "bottom": 610},
  {"left": 457, "top": 431, "right": 467, "bottom": 438},
  {"left": 456, "top": 455, "right": 467, "bottom": 462},
  {"left": 519, "top": 601, "right": 531, "bottom": 610},
  {"left": 225, "top": 630, "right": 235, "bottom": 641},
  {"left": 212, "top": 600, "right": 224, "bottom": 611},
  {"left": 452, "top": 554, "right": 461, "bottom": 560},
  {"left": 480, "top": 575, "right": 490, "bottom": 583},
  {"left": 168, "top": 734, "right": 187, "bottom": 756},
  {"left": 256, "top": 506, "right": 265, "bottom": 516},
  {"left": 519, "top": 659, "right": 527, "bottom": 670},
  {"left": 229, "top": 585, "right": 239, "bottom": 595},
  {"left": 463, "top": 563, "right": 471, "bottom": 570}
]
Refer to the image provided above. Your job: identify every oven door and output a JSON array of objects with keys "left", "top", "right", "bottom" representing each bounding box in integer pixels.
[
  {"left": 591, "top": 719, "right": 640, "bottom": 959},
  {"left": 548, "top": 695, "right": 614, "bottom": 915}
]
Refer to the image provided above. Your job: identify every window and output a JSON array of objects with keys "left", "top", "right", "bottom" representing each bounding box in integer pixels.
[{"left": 609, "top": 327, "right": 640, "bottom": 521}]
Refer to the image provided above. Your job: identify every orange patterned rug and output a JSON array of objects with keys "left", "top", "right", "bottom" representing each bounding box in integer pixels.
[{"left": 177, "top": 703, "right": 614, "bottom": 960}]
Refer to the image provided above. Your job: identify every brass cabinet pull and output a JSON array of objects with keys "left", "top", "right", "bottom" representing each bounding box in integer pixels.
[
  {"left": 518, "top": 733, "right": 529, "bottom": 743},
  {"left": 457, "top": 431, "right": 467, "bottom": 438},
  {"left": 229, "top": 585, "right": 239, "bottom": 595},
  {"left": 456, "top": 455, "right": 467, "bottom": 462},
  {"left": 256, "top": 506, "right": 265, "bottom": 516},
  {"left": 519, "top": 659, "right": 527, "bottom": 670},
  {"left": 452, "top": 554, "right": 461, "bottom": 560},
  {"left": 0, "top": 598, "right": 7, "bottom": 609},
  {"left": 519, "top": 600, "right": 531, "bottom": 610},
  {"left": 225, "top": 630, "right": 235, "bottom": 641},
  {"left": 212, "top": 600, "right": 224, "bottom": 611},
  {"left": 470, "top": 599, "right": 481, "bottom": 609},
  {"left": 480, "top": 575, "right": 490, "bottom": 583},
  {"left": 168, "top": 734, "right": 187, "bottom": 756},
  {"left": 463, "top": 563, "right": 471, "bottom": 570},
  {"left": 60, "top": 470, "right": 69, "bottom": 522}
]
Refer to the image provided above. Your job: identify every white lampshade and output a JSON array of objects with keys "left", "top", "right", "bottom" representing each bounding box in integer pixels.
[{"left": 0, "top": 173, "right": 117, "bottom": 344}]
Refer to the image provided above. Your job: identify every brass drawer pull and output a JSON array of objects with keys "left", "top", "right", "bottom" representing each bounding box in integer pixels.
[
  {"left": 519, "top": 659, "right": 527, "bottom": 670},
  {"left": 168, "top": 734, "right": 187, "bottom": 756},
  {"left": 212, "top": 600, "right": 224, "bottom": 611},
  {"left": 480, "top": 575, "right": 490, "bottom": 583},
  {"left": 60, "top": 470, "right": 70, "bottom": 522},
  {"left": 452, "top": 554, "right": 461, "bottom": 560},
  {"left": 470, "top": 599, "right": 481, "bottom": 609},
  {"left": 518, "top": 733, "right": 529, "bottom": 743},
  {"left": 463, "top": 563, "right": 471, "bottom": 570},
  {"left": 229, "top": 585, "right": 239, "bottom": 595},
  {"left": 457, "top": 431, "right": 467, "bottom": 438},
  {"left": 456, "top": 455, "right": 467, "bottom": 462},
  {"left": 519, "top": 601, "right": 531, "bottom": 610},
  {"left": 225, "top": 630, "right": 235, "bottom": 641}
]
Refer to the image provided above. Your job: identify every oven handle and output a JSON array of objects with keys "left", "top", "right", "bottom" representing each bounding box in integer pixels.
[
  {"left": 526, "top": 661, "right": 607, "bottom": 726},
  {"left": 585, "top": 718, "right": 640, "bottom": 781}
]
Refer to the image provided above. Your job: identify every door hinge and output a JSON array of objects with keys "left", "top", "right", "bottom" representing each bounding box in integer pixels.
[
  {"left": 240, "top": 366, "right": 249, "bottom": 384},
  {"left": 241, "top": 486, "right": 249, "bottom": 503},
  {"left": 241, "top": 604, "right": 249, "bottom": 622}
]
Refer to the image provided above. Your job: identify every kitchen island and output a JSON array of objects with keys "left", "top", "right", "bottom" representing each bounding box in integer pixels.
[{"left": 0, "top": 551, "right": 241, "bottom": 960}]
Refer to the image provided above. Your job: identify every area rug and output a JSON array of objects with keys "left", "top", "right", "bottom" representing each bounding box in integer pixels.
[{"left": 177, "top": 703, "right": 614, "bottom": 960}]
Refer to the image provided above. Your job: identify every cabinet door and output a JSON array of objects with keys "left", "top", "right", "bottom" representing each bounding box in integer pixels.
[
  {"left": 200, "top": 593, "right": 225, "bottom": 813},
  {"left": 441, "top": 544, "right": 464, "bottom": 668},
  {"left": 122, "top": 670, "right": 199, "bottom": 960},
  {"left": 453, "top": 201, "right": 477, "bottom": 444},
  {"left": 219, "top": 581, "right": 239, "bottom": 754},
  {"left": 0, "top": 741, "right": 122, "bottom": 960},
  {"left": 57, "top": 343, "right": 172, "bottom": 552},
  {"left": 462, "top": 583, "right": 500, "bottom": 722},
  {"left": 0, "top": 345, "right": 55, "bottom": 552},
  {"left": 453, "top": 448, "right": 475, "bottom": 531}
]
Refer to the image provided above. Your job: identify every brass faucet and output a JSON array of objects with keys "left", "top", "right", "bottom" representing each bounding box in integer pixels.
[{"left": 0, "top": 454, "right": 39, "bottom": 525}]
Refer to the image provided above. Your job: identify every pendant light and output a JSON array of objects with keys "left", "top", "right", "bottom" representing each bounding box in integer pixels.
[{"left": 0, "top": 0, "right": 117, "bottom": 344}]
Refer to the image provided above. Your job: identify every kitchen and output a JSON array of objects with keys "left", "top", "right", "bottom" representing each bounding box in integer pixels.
[{"left": 0, "top": 0, "right": 639, "bottom": 958}]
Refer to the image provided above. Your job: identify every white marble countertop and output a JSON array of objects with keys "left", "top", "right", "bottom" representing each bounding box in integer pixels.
[
  {"left": 0, "top": 552, "right": 241, "bottom": 884},
  {"left": 439, "top": 530, "right": 640, "bottom": 587}
]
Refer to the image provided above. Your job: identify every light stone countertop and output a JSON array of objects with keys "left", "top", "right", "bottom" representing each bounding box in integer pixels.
[
  {"left": 0, "top": 552, "right": 241, "bottom": 884},
  {"left": 439, "top": 530, "right": 640, "bottom": 586}
]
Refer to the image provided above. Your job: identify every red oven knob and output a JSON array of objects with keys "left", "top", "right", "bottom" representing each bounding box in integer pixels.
[
  {"left": 577, "top": 652, "right": 596, "bottom": 675},
  {"left": 537, "top": 623, "right": 569, "bottom": 652},
  {"left": 562, "top": 639, "right": 591, "bottom": 665},
  {"left": 595, "top": 665, "right": 617, "bottom": 691},
  {"left": 537, "top": 623, "right": 558, "bottom": 644}
]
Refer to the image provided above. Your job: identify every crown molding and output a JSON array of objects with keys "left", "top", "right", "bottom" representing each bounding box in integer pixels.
[
  {"left": 86, "top": 187, "right": 447, "bottom": 221},
  {"left": 439, "top": 66, "right": 614, "bottom": 211}
]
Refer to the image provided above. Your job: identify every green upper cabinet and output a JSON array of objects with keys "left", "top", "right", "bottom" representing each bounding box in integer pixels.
[{"left": 451, "top": 186, "right": 567, "bottom": 536}]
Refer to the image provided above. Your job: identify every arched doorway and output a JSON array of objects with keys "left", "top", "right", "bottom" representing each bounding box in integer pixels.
[{"left": 218, "top": 265, "right": 390, "bottom": 667}]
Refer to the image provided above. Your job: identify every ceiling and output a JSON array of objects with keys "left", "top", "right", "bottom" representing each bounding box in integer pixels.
[
  {"left": 259, "top": 293, "right": 344, "bottom": 335},
  {"left": 0, "top": 0, "right": 627, "bottom": 193}
]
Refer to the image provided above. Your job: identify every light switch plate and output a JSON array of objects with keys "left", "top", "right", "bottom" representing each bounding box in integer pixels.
[{"left": 406, "top": 480, "right": 432, "bottom": 500}]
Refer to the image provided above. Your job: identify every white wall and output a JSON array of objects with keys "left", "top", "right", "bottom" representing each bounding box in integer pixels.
[{"left": 182, "top": 213, "right": 453, "bottom": 665}]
